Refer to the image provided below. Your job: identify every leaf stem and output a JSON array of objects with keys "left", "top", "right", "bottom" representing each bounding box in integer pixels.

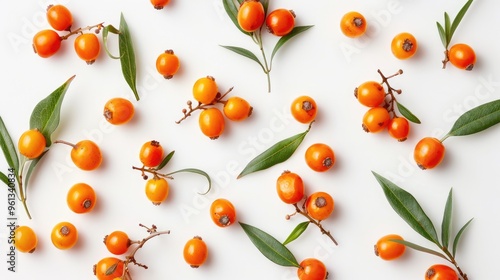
[
  {"left": 17, "top": 157, "right": 32, "bottom": 219},
  {"left": 291, "top": 202, "right": 338, "bottom": 245},
  {"left": 440, "top": 247, "right": 468, "bottom": 280},
  {"left": 255, "top": 28, "right": 272, "bottom": 93}
]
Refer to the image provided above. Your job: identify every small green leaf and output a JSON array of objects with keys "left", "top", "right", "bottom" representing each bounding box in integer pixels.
[
  {"left": 449, "top": 0, "right": 473, "bottom": 44},
  {"left": 0, "top": 116, "right": 19, "bottom": 173},
  {"left": 444, "top": 99, "right": 500, "bottom": 138},
  {"left": 390, "top": 239, "right": 450, "bottom": 261},
  {"left": 156, "top": 150, "right": 175, "bottom": 170},
  {"left": 102, "top": 24, "right": 122, "bottom": 59},
  {"left": 452, "top": 218, "right": 473, "bottom": 257},
  {"left": 119, "top": 13, "right": 139, "bottom": 101},
  {"left": 372, "top": 171, "right": 440, "bottom": 244},
  {"left": 261, "top": 0, "right": 269, "bottom": 14},
  {"left": 23, "top": 151, "right": 47, "bottom": 201},
  {"left": 444, "top": 12, "right": 451, "bottom": 46},
  {"left": 0, "top": 171, "right": 9, "bottom": 186},
  {"left": 441, "top": 188, "right": 453, "bottom": 249},
  {"left": 436, "top": 22, "right": 447, "bottom": 48},
  {"left": 283, "top": 221, "right": 309, "bottom": 245},
  {"left": 237, "top": 123, "right": 313, "bottom": 179},
  {"left": 165, "top": 168, "right": 211, "bottom": 195},
  {"left": 239, "top": 222, "right": 300, "bottom": 267},
  {"left": 29, "top": 75, "right": 75, "bottom": 147},
  {"left": 396, "top": 101, "right": 421, "bottom": 124},
  {"left": 270, "top": 26, "right": 314, "bottom": 66},
  {"left": 222, "top": 0, "right": 251, "bottom": 36},
  {"left": 220, "top": 45, "right": 265, "bottom": 72},
  {"left": 105, "top": 262, "right": 118, "bottom": 276}
]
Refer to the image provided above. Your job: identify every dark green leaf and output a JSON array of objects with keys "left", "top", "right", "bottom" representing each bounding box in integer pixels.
[
  {"left": 237, "top": 123, "right": 313, "bottom": 179},
  {"left": 220, "top": 45, "right": 265, "bottom": 71},
  {"left": 283, "top": 221, "right": 309, "bottom": 245},
  {"left": 239, "top": 222, "right": 299, "bottom": 267},
  {"left": 0, "top": 116, "right": 19, "bottom": 173},
  {"left": 261, "top": 0, "right": 269, "bottom": 14},
  {"left": 436, "top": 22, "right": 447, "bottom": 48},
  {"left": 0, "top": 171, "right": 9, "bottom": 186},
  {"left": 119, "top": 13, "right": 139, "bottom": 101},
  {"left": 390, "top": 239, "right": 450, "bottom": 261},
  {"left": 452, "top": 218, "right": 473, "bottom": 257},
  {"left": 29, "top": 75, "right": 75, "bottom": 147},
  {"left": 102, "top": 25, "right": 122, "bottom": 59},
  {"left": 222, "top": 0, "right": 251, "bottom": 36},
  {"left": 165, "top": 168, "right": 211, "bottom": 195},
  {"left": 372, "top": 171, "right": 439, "bottom": 244},
  {"left": 156, "top": 150, "right": 175, "bottom": 170},
  {"left": 449, "top": 0, "right": 473, "bottom": 44},
  {"left": 444, "top": 12, "right": 451, "bottom": 46},
  {"left": 445, "top": 99, "right": 500, "bottom": 138},
  {"left": 270, "top": 26, "right": 314, "bottom": 66},
  {"left": 441, "top": 188, "right": 453, "bottom": 249},
  {"left": 23, "top": 151, "right": 47, "bottom": 201},
  {"left": 396, "top": 101, "right": 421, "bottom": 124}
]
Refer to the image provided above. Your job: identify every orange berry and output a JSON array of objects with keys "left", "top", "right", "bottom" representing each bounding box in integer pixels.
[
  {"left": 362, "top": 107, "right": 391, "bottom": 133},
  {"left": 183, "top": 236, "right": 208, "bottom": 268},
  {"left": 414, "top": 137, "right": 445, "bottom": 170},
  {"left": 103, "top": 97, "right": 135, "bottom": 125},
  {"left": 67, "top": 183, "right": 96, "bottom": 214},
  {"left": 14, "top": 226, "right": 38, "bottom": 253},
  {"left": 139, "top": 140, "right": 164, "bottom": 167},
  {"left": 340, "top": 11, "right": 367, "bottom": 38},
  {"left": 94, "top": 257, "right": 124, "bottom": 280},
  {"left": 193, "top": 76, "right": 218, "bottom": 105},
  {"left": 46, "top": 4, "right": 73, "bottom": 31},
  {"left": 104, "top": 231, "right": 130, "bottom": 255},
  {"left": 18, "top": 129, "right": 46, "bottom": 159},
  {"left": 150, "top": 0, "right": 170, "bottom": 9},
  {"left": 210, "top": 198, "right": 236, "bottom": 227},
  {"left": 388, "top": 117, "right": 410, "bottom": 141},
  {"left": 355, "top": 81, "right": 386, "bottom": 107},
  {"left": 223, "top": 96, "right": 253, "bottom": 121},
  {"left": 425, "top": 264, "right": 458, "bottom": 280},
  {"left": 305, "top": 143, "right": 335, "bottom": 172},
  {"left": 145, "top": 177, "right": 170, "bottom": 205},
  {"left": 156, "top": 50, "right": 180, "bottom": 79},
  {"left": 237, "top": 0, "right": 265, "bottom": 32},
  {"left": 199, "top": 108, "right": 225, "bottom": 139},
  {"left": 305, "top": 191, "right": 334, "bottom": 221},
  {"left": 266, "top": 9, "right": 295, "bottom": 36},
  {"left": 74, "top": 33, "right": 101, "bottom": 64},
  {"left": 51, "top": 221, "right": 78, "bottom": 250},
  {"left": 60, "top": 140, "right": 102, "bottom": 171},
  {"left": 276, "top": 171, "right": 305, "bottom": 204},
  {"left": 374, "top": 234, "right": 406, "bottom": 260},
  {"left": 32, "top": 29, "right": 62, "bottom": 58},
  {"left": 391, "top": 32, "right": 418, "bottom": 59},
  {"left": 297, "top": 258, "right": 327, "bottom": 280},
  {"left": 291, "top": 96, "right": 317, "bottom": 124},
  {"left": 448, "top": 43, "right": 476, "bottom": 70}
]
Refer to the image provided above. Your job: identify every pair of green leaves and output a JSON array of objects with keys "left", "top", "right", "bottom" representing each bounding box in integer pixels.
[{"left": 436, "top": 0, "right": 473, "bottom": 49}]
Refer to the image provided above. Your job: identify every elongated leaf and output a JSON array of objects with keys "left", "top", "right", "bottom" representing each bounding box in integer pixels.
[
  {"left": 390, "top": 239, "right": 450, "bottom": 261},
  {"left": 0, "top": 171, "right": 9, "bottom": 186},
  {"left": 270, "top": 26, "right": 314, "bottom": 66},
  {"left": 239, "top": 222, "right": 299, "bottom": 267},
  {"left": 444, "top": 12, "right": 451, "bottom": 46},
  {"left": 29, "top": 75, "right": 75, "bottom": 147},
  {"left": 396, "top": 101, "right": 421, "bottom": 124},
  {"left": 23, "top": 151, "right": 47, "bottom": 200},
  {"left": 119, "top": 13, "right": 139, "bottom": 101},
  {"left": 452, "top": 218, "right": 473, "bottom": 257},
  {"left": 237, "top": 123, "right": 312, "bottom": 179},
  {"left": 449, "top": 0, "right": 473, "bottom": 43},
  {"left": 436, "top": 22, "right": 447, "bottom": 48},
  {"left": 222, "top": 0, "right": 251, "bottom": 36},
  {"left": 102, "top": 25, "right": 122, "bottom": 59},
  {"left": 441, "top": 189, "right": 453, "bottom": 249},
  {"left": 220, "top": 45, "right": 265, "bottom": 71},
  {"left": 445, "top": 99, "right": 500, "bottom": 138},
  {"left": 165, "top": 168, "right": 211, "bottom": 195},
  {"left": 156, "top": 150, "right": 175, "bottom": 170},
  {"left": 0, "top": 116, "right": 19, "bottom": 173},
  {"left": 372, "top": 171, "right": 439, "bottom": 244},
  {"left": 261, "top": 0, "right": 269, "bottom": 14},
  {"left": 283, "top": 221, "right": 309, "bottom": 245}
]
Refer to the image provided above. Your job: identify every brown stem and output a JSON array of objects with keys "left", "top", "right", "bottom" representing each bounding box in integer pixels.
[
  {"left": 175, "top": 86, "right": 234, "bottom": 124},
  {"left": 442, "top": 49, "right": 450, "bottom": 69},
  {"left": 377, "top": 69, "right": 403, "bottom": 118},
  {"left": 292, "top": 203, "right": 338, "bottom": 245},
  {"left": 54, "top": 139, "right": 76, "bottom": 148},
  {"left": 60, "top": 22, "right": 105, "bottom": 40},
  {"left": 442, "top": 247, "right": 468, "bottom": 280},
  {"left": 132, "top": 166, "right": 174, "bottom": 180}
]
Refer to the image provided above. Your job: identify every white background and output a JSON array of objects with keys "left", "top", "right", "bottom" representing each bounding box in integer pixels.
[{"left": 1, "top": 0, "right": 499, "bottom": 279}]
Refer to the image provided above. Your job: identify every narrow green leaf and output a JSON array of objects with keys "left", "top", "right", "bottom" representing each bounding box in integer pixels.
[
  {"left": 449, "top": 0, "right": 473, "bottom": 43},
  {"left": 102, "top": 25, "right": 122, "bottom": 59},
  {"left": 105, "top": 262, "right": 118, "bottom": 276},
  {"left": 441, "top": 189, "right": 453, "bottom": 249},
  {"left": 270, "top": 26, "right": 314, "bottom": 66},
  {"left": 119, "top": 13, "right": 139, "bottom": 101},
  {"left": 372, "top": 171, "right": 440, "bottom": 244},
  {"left": 436, "top": 22, "right": 447, "bottom": 48},
  {"left": 390, "top": 239, "right": 450, "bottom": 261},
  {"left": 222, "top": 0, "right": 251, "bottom": 36},
  {"left": 29, "top": 75, "right": 75, "bottom": 147},
  {"left": 220, "top": 45, "right": 265, "bottom": 71},
  {"left": 444, "top": 12, "right": 451, "bottom": 46},
  {"left": 237, "top": 123, "right": 313, "bottom": 179},
  {"left": 0, "top": 116, "right": 19, "bottom": 173},
  {"left": 23, "top": 151, "right": 47, "bottom": 201},
  {"left": 0, "top": 171, "right": 9, "bottom": 186},
  {"left": 445, "top": 99, "right": 500, "bottom": 138},
  {"left": 283, "top": 221, "right": 309, "bottom": 245},
  {"left": 452, "top": 218, "right": 473, "bottom": 257},
  {"left": 261, "top": 0, "right": 269, "bottom": 14},
  {"left": 156, "top": 150, "right": 175, "bottom": 170},
  {"left": 396, "top": 101, "right": 421, "bottom": 124},
  {"left": 165, "top": 168, "right": 211, "bottom": 195},
  {"left": 239, "top": 222, "right": 300, "bottom": 267}
]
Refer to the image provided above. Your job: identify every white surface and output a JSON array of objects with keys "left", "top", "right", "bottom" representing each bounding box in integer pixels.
[{"left": 1, "top": 0, "right": 499, "bottom": 279}]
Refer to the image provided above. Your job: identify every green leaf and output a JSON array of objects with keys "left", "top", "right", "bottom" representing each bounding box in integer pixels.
[
  {"left": 237, "top": 123, "right": 313, "bottom": 179},
  {"left": 396, "top": 101, "right": 421, "bottom": 124},
  {"left": 261, "top": 0, "right": 269, "bottom": 14},
  {"left": 105, "top": 262, "right": 118, "bottom": 276},
  {"left": 0, "top": 116, "right": 19, "bottom": 173},
  {"left": 102, "top": 24, "right": 122, "bottom": 59},
  {"left": 449, "top": 0, "right": 473, "bottom": 44},
  {"left": 444, "top": 12, "right": 451, "bottom": 46},
  {"left": 283, "top": 221, "right": 309, "bottom": 245},
  {"left": 444, "top": 99, "right": 500, "bottom": 138},
  {"left": 29, "top": 75, "right": 75, "bottom": 147},
  {"left": 165, "top": 168, "right": 211, "bottom": 195},
  {"left": 390, "top": 239, "right": 450, "bottom": 261},
  {"left": 270, "top": 26, "right": 314, "bottom": 66},
  {"left": 436, "top": 22, "right": 447, "bottom": 48},
  {"left": 441, "top": 188, "right": 453, "bottom": 249},
  {"left": 0, "top": 171, "right": 9, "bottom": 186},
  {"left": 119, "top": 13, "right": 139, "bottom": 101},
  {"left": 452, "top": 218, "right": 473, "bottom": 257},
  {"left": 220, "top": 45, "right": 265, "bottom": 72},
  {"left": 239, "top": 222, "right": 299, "bottom": 267},
  {"left": 222, "top": 0, "right": 251, "bottom": 36},
  {"left": 23, "top": 151, "right": 47, "bottom": 201},
  {"left": 372, "top": 171, "right": 440, "bottom": 244},
  {"left": 156, "top": 150, "right": 175, "bottom": 171}
]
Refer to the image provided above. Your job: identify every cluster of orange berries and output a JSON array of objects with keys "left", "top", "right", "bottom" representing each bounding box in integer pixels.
[
  {"left": 237, "top": 0, "right": 296, "bottom": 37},
  {"left": 32, "top": 4, "right": 101, "bottom": 64}
]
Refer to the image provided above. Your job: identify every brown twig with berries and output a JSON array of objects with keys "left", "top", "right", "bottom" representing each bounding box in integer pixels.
[
  {"left": 287, "top": 201, "right": 338, "bottom": 246},
  {"left": 132, "top": 166, "right": 174, "bottom": 180},
  {"left": 176, "top": 87, "right": 234, "bottom": 124},
  {"left": 60, "top": 22, "right": 105, "bottom": 40},
  {"left": 378, "top": 69, "right": 403, "bottom": 118}
]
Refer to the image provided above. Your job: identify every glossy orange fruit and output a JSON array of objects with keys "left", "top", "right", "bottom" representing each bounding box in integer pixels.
[
  {"left": 355, "top": 81, "right": 386, "bottom": 107},
  {"left": 104, "top": 230, "right": 130, "bottom": 255},
  {"left": 156, "top": 50, "right": 180, "bottom": 79},
  {"left": 448, "top": 43, "right": 476, "bottom": 70},
  {"left": 46, "top": 4, "right": 73, "bottom": 31},
  {"left": 388, "top": 117, "right": 410, "bottom": 141},
  {"left": 150, "top": 0, "right": 170, "bottom": 9},
  {"left": 193, "top": 76, "right": 218, "bottom": 105},
  {"left": 297, "top": 258, "right": 327, "bottom": 280},
  {"left": 74, "top": 33, "right": 101, "bottom": 64},
  {"left": 103, "top": 97, "right": 135, "bottom": 125},
  {"left": 391, "top": 32, "right": 418, "bottom": 59},
  {"left": 291, "top": 95, "right": 317, "bottom": 124},
  {"left": 32, "top": 29, "right": 62, "bottom": 58},
  {"left": 266, "top": 9, "right": 295, "bottom": 36},
  {"left": 237, "top": 0, "right": 265, "bottom": 32},
  {"left": 94, "top": 257, "right": 124, "bottom": 280},
  {"left": 199, "top": 108, "right": 225, "bottom": 139},
  {"left": 14, "top": 226, "right": 38, "bottom": 253},
  {"left": 362, "top": 107, "right": 391, "bottom": 133},
  {"left": 145, "top": 177, "right": 169, "bottom": 205},
  {"left": 183, "top": 236, "right": 208, "bottom": 268},
  {"left": 210, "top": 198, "right": 236, "bottom": 227},
  {"left": 223, "top": 96, "right": 253, "bottom": 121},
  {"left": 139, "top": 140, "right": 164, "bottom": 167},
  {"left": 67, "top": 183, "right": 96, "bottom": 214},
  {"left": 425, "top": 264, "right": 458, "bottom": 280},
  {"left": 305, "top": 191, "right": 334, "bottom": 221},
  {"left": 64, "top": 140, "right": 103, "bottom": 171},
  {"left": 340, "top": 11, "right": 367, "bottom": 38},
  {"left": 374, "top": 234, "right": 406, "bottom": 261},
  {"left": 51, "top": 221, "right": 78, "bottom": 250},
  {"left": 276, "top": 171, "right": 305, "bottom": 204},
  {"left": 414, "top": 137, "right": 445, "bottom": 170},
  {"left": 18, "top": 129, "right": 46, "bottom": 159},
  {"left": 305, "top": 143, "right": 335, "bottom": 172}
]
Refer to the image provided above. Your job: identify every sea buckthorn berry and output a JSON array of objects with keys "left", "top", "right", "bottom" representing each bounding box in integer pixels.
[
  {"left": 291, "top": 96, "right": 317, "bottom": 124},
  {"left": 74, "top": 33, "right": 101, "bottom": 65},
  {"left": 391, "top": 32, "right": 418, "bottom": 60},
  {"left": 67, "top": 183, "right": 97, "bottom": 214},
  {"left": 103, "top": 97, "right": 135, "bottom": 125},
  {"left": 305, "top": 191, "right": 334, "bottom": 221},
  {"left": 266, "top": 9, "right": 296, "bottom": 36},
  {"left": 374, "top": 234, "right": 406, "bottom": 261},
  {"left": 425, "top": 264, "right": 458, "bottom": 280},
  {"left": 156, "top": 50, "right": 180, "bottom": 79},
  {"left": 223, "top": 96, "right": 253, "bottom": 121},
  {"left": 14, "top": 226, "right": 38, "bottom": 253},
  {"left": 276, "top": 171, "right": 305, "bottom": 204},
  {"left": 199, "top": 108, "right": 225, "bottom": 139},
  {"left": 297, "top": 258, "right": 327, "bottom": 280},
  {"left": 51, "top": 221, "right": 78, "bottom": 250},
  {"left": 362, "top": 107, "right": 391, "bottom": 133},
  {"left": 413, "top": 137, "right": 445, "bottom": 170},
  {"left": 388, "top": 117, "right": 410, "bottom": 141},
  {"left": 210, "top": 198, "right": 236, "bottom": 227},
  {"left": 340, "top": 11, "right": 367, "bottom": 38},
  {"left": 145, "top": 177, "right": 169, "bottom": 205},
  {"left": 32, "top": 29, "right": 62, "bottom": 58},
  {"left": 305, "top": 143, "right": 335, "bottom": 172},
  {"left": 94, "top": 257, "right": 124, "bottom": 280},
  {"left": 448, "top": 43, "right": 476, "bottom": 71},
  {"left": 183, "top": 236, "right": 208, "bottom": 268},
  {"left": 237, "top": 0, "right": 265, "bottom": 32},
  {"left": 57, "top": 140, "right": 102, "bottom": 171},
  {"left": 46, "top": 4, "right": 73, "bottom": 31},
  {"left": 355, "top": 81, "right": 386, "bottom": 107},
  {"left": 150, "top": 0, "right": 170, "bottom": 10},
  {"left": 104, "top": 231, "right": 131, "bottom": 255},
  {"left": 139, "top": 140, "right": 164, "bottom": 167},
  {"left": 18, "top": 129, "right": 46, "bottom": 159},
  {"left": 193, "top": 76, "right": 218, "bottom": 105}
]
